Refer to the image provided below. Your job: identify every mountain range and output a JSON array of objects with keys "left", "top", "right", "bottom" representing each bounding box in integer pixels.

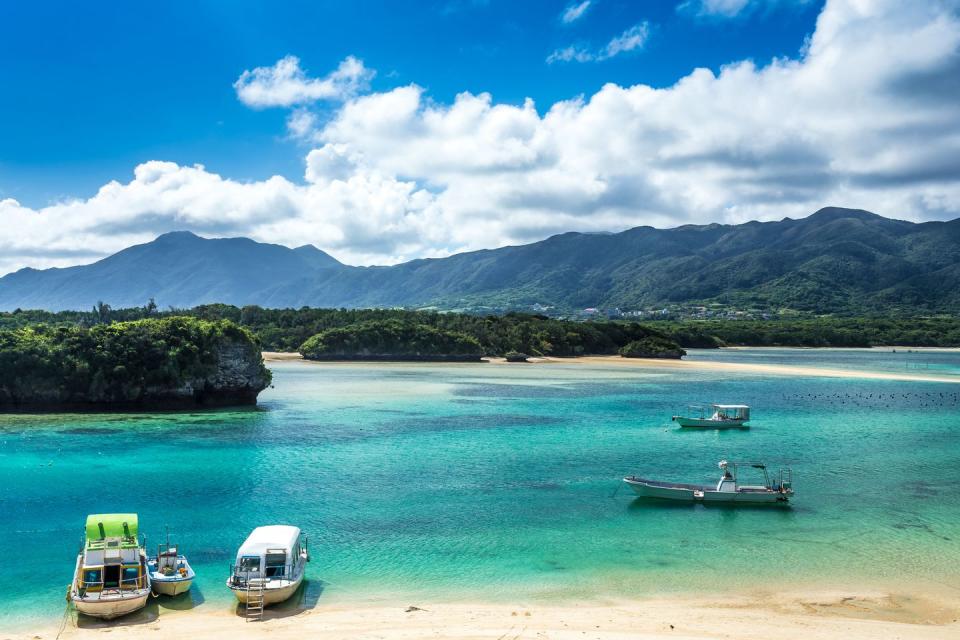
[{"left": 2, "top": 207, "right": 958, "bottom": 314}]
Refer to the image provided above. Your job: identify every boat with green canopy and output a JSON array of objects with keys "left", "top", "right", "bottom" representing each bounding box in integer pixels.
[{"left": 68, "top": 514, "right": 152, "bottom": 619}]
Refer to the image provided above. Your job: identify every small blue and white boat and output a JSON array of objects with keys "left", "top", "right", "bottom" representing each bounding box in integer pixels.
[{"left": 147, "top": 531, "right": 195, "bottom": 596}]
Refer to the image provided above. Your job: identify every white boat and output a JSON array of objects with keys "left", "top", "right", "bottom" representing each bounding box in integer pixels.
[
  {"left": 672, "top": 404, "right": 750, "bottom": 428},
  {"left": 226, "top": 525, "right": 309, "bottom": 612},
  {"left": 69, "top": 514, "right": 152, "bottom": 619},
  {"left": 148, "top": 531, "right": 195, "bottom": 596},
  {"left": 624, "top": 460, "right": 793, "bottom": 504}
]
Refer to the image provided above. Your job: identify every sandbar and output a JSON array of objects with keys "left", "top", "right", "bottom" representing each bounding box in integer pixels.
[{"left": 264, "top": 351, "right": 960, "bottom": 384}]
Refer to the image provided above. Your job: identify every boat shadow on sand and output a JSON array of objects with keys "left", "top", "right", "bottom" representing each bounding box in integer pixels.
[
  {"left": 231, "top": 579, "right": 325, "bottom": 620},
  {"left": 74, "top": 587, "right": 206, "bottom": 629}
]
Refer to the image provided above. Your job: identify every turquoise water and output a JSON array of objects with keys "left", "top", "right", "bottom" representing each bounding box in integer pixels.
[{"left": 2, "top": 351, "right": 960, "bottom": 629}]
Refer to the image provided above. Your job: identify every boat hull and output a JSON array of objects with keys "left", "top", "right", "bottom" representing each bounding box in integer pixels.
[
  {"left": 624, "top": 478, "right": 788, "bottom": 504},
  {"left": 72, "top": 590, "right": 150, "bottom": 619},
  {"left": 151, "top": 576, "right": 193, "bottom": 596},
  {"left": 228, "top": 574, "right": 304, "bottom": 606},
  {"left": 673, "top": 416, "right": 748, "bottom": 428}
]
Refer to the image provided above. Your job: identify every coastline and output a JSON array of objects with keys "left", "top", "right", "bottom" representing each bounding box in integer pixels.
[
  {"left": 540, "top": 355, "right": 960, "bottom": 383},
  {"left": 262, "top": 351, "right": 960, "bottom": 384},
  {"left": 17, "top": 590, "right": 960, "bottom": 639}
]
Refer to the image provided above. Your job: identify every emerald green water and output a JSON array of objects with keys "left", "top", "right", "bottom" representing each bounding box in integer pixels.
[{"left": 2, "top": 349, "right": 959, "bottom": 630}]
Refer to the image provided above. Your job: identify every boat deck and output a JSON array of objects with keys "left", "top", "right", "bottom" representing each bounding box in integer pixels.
[
  {"left": 625, "top": 477, "right": 777, "bottom": 494},
  {"left": 625, "top": 477, "right": 712, "bottom": 491}
]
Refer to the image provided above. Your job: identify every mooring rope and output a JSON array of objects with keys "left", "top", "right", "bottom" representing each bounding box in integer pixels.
[{"left": 55, "top": 593, "right": 73, "bottom": 640}]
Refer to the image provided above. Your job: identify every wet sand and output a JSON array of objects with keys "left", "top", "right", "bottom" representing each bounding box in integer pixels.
[{"left": 19, "top": 591, "right": 960, "bottom": 640}]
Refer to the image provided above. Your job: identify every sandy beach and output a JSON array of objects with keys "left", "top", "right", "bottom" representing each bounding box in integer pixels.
[
  {"left": 17, "top": 591, "right": 960, "bottom": 640},
  {"left": 540, "top": 355, "right": 960, "bottom": 384},
  {"left": 263, "top": 351, "right": 960, "bottom": 384}
]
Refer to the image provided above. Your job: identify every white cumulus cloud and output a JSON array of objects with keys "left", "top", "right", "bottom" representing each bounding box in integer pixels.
[
  {"left": 234, "top": 55, "right": 374, "bottom": 108},
  {"left": 679, "top": 0, "right": 815, "bottom": 19},
  {"left": 547, "top": 22, "right": 650, "bottom": 63},
  {"left": 2, "top": 0, "right": 959, "bottom": 277},
  {"left": 561, "top": 1, "right": 592, "bottom": 24}
]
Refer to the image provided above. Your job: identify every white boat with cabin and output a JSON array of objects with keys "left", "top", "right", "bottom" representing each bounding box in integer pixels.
[
  {"left": 69, "top": 514, "right": 152, "bottom": 619},
  {"left": 672, "top": 404, "right": 750, "bottom": 428},
  {"left": 147, "top": 530, "right": 195, "bottom": 596},
  {"left": 226, "top": 525, "right": 309, "bottom": 611},
  {"left": 624, "top": 460, "right": 793, "bottom": 504}
]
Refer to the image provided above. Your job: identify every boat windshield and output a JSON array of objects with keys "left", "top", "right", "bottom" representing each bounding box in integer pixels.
[{"left": 265, "top": 551, "right": 287, "bottom": 577}]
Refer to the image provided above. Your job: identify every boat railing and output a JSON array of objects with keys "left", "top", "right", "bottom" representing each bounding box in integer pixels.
[
  {"left": 76, "top": 571, "right": 148, "bottom": 598},
  {"left": 228, "top": 561, "right": 301, "bottom": 588},
  {"left": 777, "top": 468, "right": 793, "bottom": 492}
]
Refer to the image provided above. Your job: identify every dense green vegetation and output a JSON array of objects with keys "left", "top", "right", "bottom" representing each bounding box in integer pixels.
[
  {"left": 0, "top": 317, "right": 270, "bottom": 409},
  {"left": 300, "top": 320, "right": 482, "bottom": 361},
  {"left": 1, "top": 305, "right": 957, "bottom": 362},
  {"left": 619, "top": 336, "right": 687, "bottom": 359},
  {"left": 654, "top": 317, "right": 960, "bottom": 348},
  {"left": 0, "top": 304, "right": 684, "bottom": 356}
]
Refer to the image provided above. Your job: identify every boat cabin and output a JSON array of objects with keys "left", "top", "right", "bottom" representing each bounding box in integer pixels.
[
  {"left": 78, "top": 514, "right": 147, "bottom": 594},
  {"left": 711, "top": 405, "right": 750, "bottom": 421},
  {"left": 229, "top": 525, "right": 306, "bottom": 588},
  {"left": 715, "top": 460, "right": 791, "bottom": 493}
]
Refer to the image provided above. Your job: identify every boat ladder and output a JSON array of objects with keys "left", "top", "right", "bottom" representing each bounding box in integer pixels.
[{"left": 245, "top": 579, "right": 266, "bottom": 622}]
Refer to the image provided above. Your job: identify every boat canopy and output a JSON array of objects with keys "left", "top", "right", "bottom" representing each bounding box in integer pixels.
[
  {"left": 85, "top": 514, "right": 138, "bottom": 544},
  {"left": 235, "top": 525, "right": 301, "bottom": 562},
  {"left": 720, "top": 460, "right": 767, "bottom": 468},
  {"left": 714, "top": 404, "right": 749, "bottom": 409}
]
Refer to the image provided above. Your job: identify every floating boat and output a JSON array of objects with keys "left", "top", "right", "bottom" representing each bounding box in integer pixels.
[
  {"left": 69, "top": 514, "right": 152, "bottom": 619},
  {"left": 624, "top": 460, "right": 793, "bottom": 504},
  {"left": 147, "top": 530, "right": 195, "bottom": 596},
  {"left": 672, "top": 404, "right": 750, "bottom": 428},
  {"left": 226, "top": 525, "right": 309, "bottom": 614}
]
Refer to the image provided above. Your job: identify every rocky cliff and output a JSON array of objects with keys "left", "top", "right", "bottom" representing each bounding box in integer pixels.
[{"left": 0, "top": 317, "right": 271, "bottom": 410}]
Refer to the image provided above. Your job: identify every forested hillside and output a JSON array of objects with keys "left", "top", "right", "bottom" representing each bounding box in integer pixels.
[{"left": 2, "top": 208, "right": 958, "bottom": 315}]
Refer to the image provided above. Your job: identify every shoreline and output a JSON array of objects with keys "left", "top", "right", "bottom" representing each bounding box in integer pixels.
[
  {"left": 262, "top": 351, "right": 960, "bottom": 384},
  {"left": 14, "top": 589, "right": 959, "bottom": 639},
  {"left": 541, "top": 355, "right": 960, "bottom": 383}
]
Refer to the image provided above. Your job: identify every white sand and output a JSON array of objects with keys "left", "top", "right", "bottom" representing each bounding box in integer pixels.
[
  {"left": 18, "top": 591, "right": 960, "bottom": 640},
  {"left": 540, "top": 354, "right": 960, "bottom": 383},
  {"left": 265, "top": 351, "right": 960, "bottom": 384}
]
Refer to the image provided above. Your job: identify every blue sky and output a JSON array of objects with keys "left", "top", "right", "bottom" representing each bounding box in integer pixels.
[
  {"left": 0, "top": 0, "right": 823, "bottom": 207},
  {"left": 0, "top": 0, "right": 958, "bottom": 274}
]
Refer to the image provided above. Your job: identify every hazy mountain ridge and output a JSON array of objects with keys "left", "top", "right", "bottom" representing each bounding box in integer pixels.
[{"left": 2, "top": 207, "right": 958, "bottom": 314}]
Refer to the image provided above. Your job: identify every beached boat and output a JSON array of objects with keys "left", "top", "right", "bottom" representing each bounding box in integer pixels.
[
  {"left": 69, "top": 514, "right": 152, "bottom": 619},
  {"left": 624, "top": 460, "right": 793, "bottom": 504},
  {"left": 672, "top": 404, "right": 750, "bottom": 428},
  {"left": 226, "top": 525, "right": 309, "bottom": 613},
  {"left": 147, "top": 531, "right": 195, "bottom": 596}
]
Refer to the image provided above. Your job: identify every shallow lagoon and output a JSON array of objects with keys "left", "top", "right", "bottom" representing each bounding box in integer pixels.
[{"left": 1, "top": 349, "right": 959, "bottom": 629}]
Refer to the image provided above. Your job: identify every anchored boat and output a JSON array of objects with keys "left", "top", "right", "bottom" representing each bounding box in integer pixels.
[
  {"left": 148, "top": 530, "right": 195, "bottom": 596},
  {"left": 69, "top": 514, "right": 152, "bottom": 619},
  {"left": 672, "top": 404, "right": 750, "bottom": 428},
  {"left": 227, "top": 525, "right": 309, "bottom": 616},
  {"left": 624, "top": 460, "right": 793, "bottom": 504}
]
